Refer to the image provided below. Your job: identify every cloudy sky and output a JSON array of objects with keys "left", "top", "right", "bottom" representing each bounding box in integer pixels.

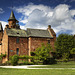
[{"left": 0, "top": 0, "right": 75, "bottom": 36}]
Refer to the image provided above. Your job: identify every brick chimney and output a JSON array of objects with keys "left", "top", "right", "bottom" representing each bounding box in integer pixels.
[
  {"left": 47, "top": 25, "right": 56, "bottom": 38},
  {"left": 48, "top": 25, "right": 51, "bottom": 29},
  {"left": 47, "top": 25, "right": 56, "bottom": 51}
]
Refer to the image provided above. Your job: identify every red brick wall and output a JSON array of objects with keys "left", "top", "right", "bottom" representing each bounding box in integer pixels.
[
  {"left": 1, "top": 29, "right": 8, "bottom": 55},
  {"left": 8, "top": 36, "right": 28, "bottom": 57},
  {"left": 1, "top": 29, "right": 8, "bottom": 63},
  {"left": 8, "top": 21, "right": 16, "bottom": 28},
  {"left": 29, "top": 37, "right": 55, "bottom": 53},
  {"left": 0, "top": 45, "right": 1, "bottom": 54}
]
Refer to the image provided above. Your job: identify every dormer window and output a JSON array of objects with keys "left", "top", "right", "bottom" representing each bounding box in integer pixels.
[{"left": 17, "top": 33, "right": 19, "bottom": 34}]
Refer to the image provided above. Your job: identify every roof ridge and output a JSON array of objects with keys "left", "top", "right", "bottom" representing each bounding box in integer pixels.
[
  {"left": 27, "top": 28, "right": 47, "bottom": 31},
  {"left": 8, "top": 28, "right": 25, "bottom": 31}
]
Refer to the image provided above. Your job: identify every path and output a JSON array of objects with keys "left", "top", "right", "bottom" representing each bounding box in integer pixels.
[{"left": 0, "top": 65, "right": 75, "bottom": 69}]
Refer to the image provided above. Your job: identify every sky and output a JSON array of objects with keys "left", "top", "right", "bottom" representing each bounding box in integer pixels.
[{"left": 0, "top": 0, "right": 75, "bottom": 36}]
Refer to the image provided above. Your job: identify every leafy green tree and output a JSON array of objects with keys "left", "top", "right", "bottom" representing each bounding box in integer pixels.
[
  {"left": 55, "top": 34, "right": 75, "bottom": 59},
  {"left": 35, "top": 43, "right": 52, "bottom": 60},
  {"left": 35, "top": 43, "right": 56, "bottom": 64},
  {"left": 70, "top": 48, "right": 75, "bottom": 61}
]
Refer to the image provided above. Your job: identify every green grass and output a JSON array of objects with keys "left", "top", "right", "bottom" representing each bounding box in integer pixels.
[
  {"left": 0, "top": 68, "right": 75, "bottom": 75},
  {"left": 29, "top": 61, "right": 75, "bottom": 68}
]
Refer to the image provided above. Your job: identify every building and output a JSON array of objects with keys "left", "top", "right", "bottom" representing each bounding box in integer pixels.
[{"left": 0, "top": 11, "right": 56, "bottom": 63}]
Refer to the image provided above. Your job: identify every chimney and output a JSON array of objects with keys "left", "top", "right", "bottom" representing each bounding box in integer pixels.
[
  {"left": 47, "top": 25, "right": 53, "bottom": 37},
  {"left": 48, "top": 25, "right": 51, "bottom": 29},
  {"left": 5, "top": 25, "right": 9, "bottom": 28}
]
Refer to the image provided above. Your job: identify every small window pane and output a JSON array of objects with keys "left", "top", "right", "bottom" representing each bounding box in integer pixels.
[
  {"left": 16, "top": 37, "right": 19, "bottom": 43},
  {"left": 48, "top": 40, "right": 50, "bottom": 44},
  {"left": 16, "top": 48, "right": 19, "bottom": 55}
]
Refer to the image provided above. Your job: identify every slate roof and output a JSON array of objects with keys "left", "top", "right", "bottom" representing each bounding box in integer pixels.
[
  {"left": 6, "top": 28, "right": 28, "bottom": 37},
  {"left": 27, "top": 28, "right": 53, "bottom": 38},
  {"left": 8, "top": 11, "right": 18, "bottom": 22},
  {"left": 6, "top": 28, "right": 53, "bottom": 38}
]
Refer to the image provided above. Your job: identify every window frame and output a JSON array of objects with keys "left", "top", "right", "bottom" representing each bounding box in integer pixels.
[
  {"left": 16, "top": 48, "right": 19, "bottom": 55},
  {"left": 48, "top": 40, "right": 50, "bottom": 44},
  {"left": 16, "top": 37, "right": 19, "bottom": 43}
]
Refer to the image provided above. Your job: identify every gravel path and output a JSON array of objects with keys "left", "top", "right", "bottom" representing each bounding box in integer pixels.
[{"left": 0, "top": 65, "right": 75, "bottom": 69}]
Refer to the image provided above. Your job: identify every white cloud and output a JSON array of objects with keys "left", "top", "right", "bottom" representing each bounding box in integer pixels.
[
  {"left": 0, "top": 21, "right": 8, "bottom": 30},
  {"left": 13, "top": 3, "right": 75, "bottom": 35},
  {"left": 20, "top": 19, "right": 28, "bottom": 24},
  {"left": 70, "top": 10, "right": 75, "bottom": 16},
  {"left": 14, "top": 3, "right": 52, "bottom": 16},
  {"left": 53, "top": 4, "right": 71, "bottom": 21},
  {"left": 0, "top": 8, "right": 4, "bottom": 14}
]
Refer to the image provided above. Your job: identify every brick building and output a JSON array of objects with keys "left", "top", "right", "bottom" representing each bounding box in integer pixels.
[{"left": 0, "top": 11, "right": 56, "bottom": 63}]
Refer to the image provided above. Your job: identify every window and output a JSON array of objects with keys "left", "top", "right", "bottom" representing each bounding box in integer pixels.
[
  {"left": 17, "top": 33, "right": 19, "bottom": 34},
  {"left": 48, "top": 40, "right": 50, "bottom": 44},
  {"left": 10, "top": 50, "right": 13, "bottom": 52},
  {"left": 16, "top": 37, "right": 19, "bottom": 43},
  {"left": 1, "top": 39, "right": 2, "bottom": 41},
  {"left": 16, "top": 48, "right": 19, "bottom": 55}
]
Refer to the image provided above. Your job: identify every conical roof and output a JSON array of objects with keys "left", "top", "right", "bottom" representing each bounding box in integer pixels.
[
  {"left": 0, "top": 23, "right": 3, "bottom": 31},
  {"left": 8, "top": 11, "right": 18, "bottom": 21}
]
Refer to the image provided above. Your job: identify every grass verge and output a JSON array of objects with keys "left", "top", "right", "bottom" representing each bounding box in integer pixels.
[
  {"left": 0, "top": 68, "right": 75, "bottom": 75},
  {"left": 28, "top": 61, "right": 75, "bottom": 68}
]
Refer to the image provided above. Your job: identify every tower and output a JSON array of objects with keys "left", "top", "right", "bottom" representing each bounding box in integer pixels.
[
  {"left": 8, "top": 11, "right": 20, "bottom": 29},
  {"left": 0, "top": 23, "right": 3, "bottom": 44}
]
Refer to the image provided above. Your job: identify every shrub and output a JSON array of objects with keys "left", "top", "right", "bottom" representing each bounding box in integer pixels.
[
  {"left": 62, "top": 53, "right": 70, "bottom": 60},
  {"left": 19, "top": 55, "right": 32, "bottom": 60},
  {"left": 63, "top": 58, "right": 68, "bottom": 62},
  {"left": 30, "top": 52, "right": 35, "bottom": 56},
  {"left": 43, "top": 57, "right": 57, "bottom": 65},
  {"left": 24, "top": 61, "right": 34, "bottom": 65},
  {"left": 11, "top": 55, "right": 19, "bottom": 66},
  {"left": 0, "top": 53, "right": 6, "bottom": 58},
  {"left": 0, "top": 57, "right": 2, "bottom": 63}
]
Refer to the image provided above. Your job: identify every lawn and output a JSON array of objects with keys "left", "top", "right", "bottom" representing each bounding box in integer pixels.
[
  {"left": 0, "top": 68, "right": 75, "bottom": 75},
  {"left": 28, "top": 61, "right": 75, "bottom": 68}
]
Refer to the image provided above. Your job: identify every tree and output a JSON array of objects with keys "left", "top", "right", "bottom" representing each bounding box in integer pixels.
[
  {"left": 55, "top": 34, "right": 75, "bottom": 59},
  {"left": 35, "top": 43, "right": 56, "bottom": 64},
  {"left": 35, "top": 43, "right": 51, "bottom": 60},
  {"left": 70, "top": 48, "right": 75, "bottom": 61}
]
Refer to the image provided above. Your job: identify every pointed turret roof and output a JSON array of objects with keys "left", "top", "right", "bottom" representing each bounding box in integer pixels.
[
  {"left": 0, "top": 23, "right": 3, "bottom": 31},
  {"left": 8, "top": 11, "right": 18, "bottom": 22}
]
